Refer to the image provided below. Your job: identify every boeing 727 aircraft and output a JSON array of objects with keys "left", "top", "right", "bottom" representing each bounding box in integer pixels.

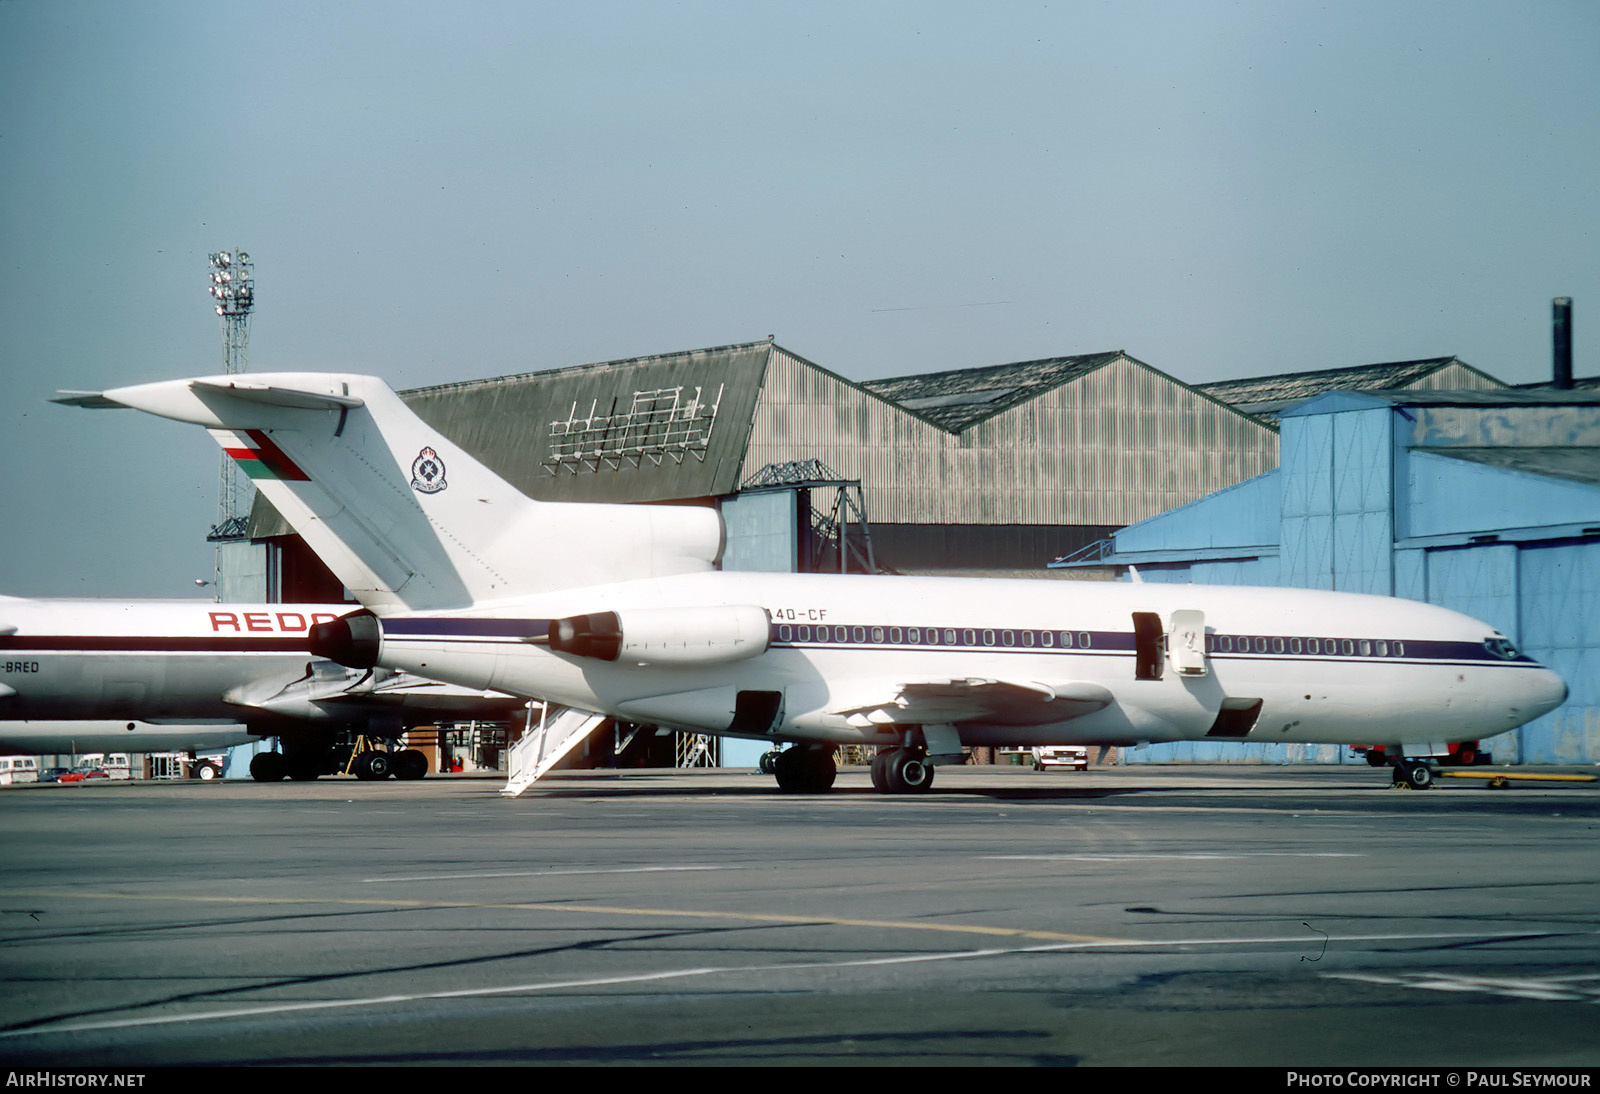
[
  {"left": 60, "top": 373, "right": 1569, "bottom": 791},
  {"left": 0, "top": 594, "right": 522, "bottom": 779}
]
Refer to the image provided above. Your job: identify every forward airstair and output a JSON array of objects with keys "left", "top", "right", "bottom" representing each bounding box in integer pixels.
[{"left": 501, "top": 703, "right": 609, "bottom": 797}]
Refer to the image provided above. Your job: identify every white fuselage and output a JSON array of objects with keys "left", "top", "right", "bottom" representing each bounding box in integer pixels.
[
  {"left": 0, "top": 595, "right": 536, "bottom": 757},
  {"left": 0, "top": 599, "right": 344, "bottom": 717},
  {"left": 357, "top": 572, "right": 1567, "bottom": 750},
  {"left": 0, "top": 599, "right": 341, "bottom": 754}
]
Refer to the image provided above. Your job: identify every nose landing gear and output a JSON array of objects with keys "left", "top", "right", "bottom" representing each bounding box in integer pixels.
[{"left": 1393, "top": 759, "right": 1435, "bottom": 790}]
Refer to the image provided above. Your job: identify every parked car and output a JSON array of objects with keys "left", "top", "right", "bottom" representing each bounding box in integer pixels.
[
  {"left": 37, "top": 767, "right": 74, "bottom": 784},
  {"left": 1031, "top": 745, "right": 1090, "bottom": 771},
  {"left": 57, "top": 764, "right": 110, "bottom": 783},
  {"left": 1352, "top": 742, "right": 1491, "bottom": 767}
]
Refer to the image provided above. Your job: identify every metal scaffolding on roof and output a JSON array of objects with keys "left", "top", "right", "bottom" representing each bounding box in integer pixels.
[{"left": 739, "top": 460, "right": 884, "bottom": 575}]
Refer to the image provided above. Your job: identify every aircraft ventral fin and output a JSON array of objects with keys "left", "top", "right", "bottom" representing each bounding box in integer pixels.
[{"left": 830, "top": 677, "right": 1114, "bottom": 727}]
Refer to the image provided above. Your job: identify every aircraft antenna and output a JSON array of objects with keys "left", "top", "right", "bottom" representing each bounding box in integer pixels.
[{"left": 203, "top": 248, "right": 256, "bottom": 596}]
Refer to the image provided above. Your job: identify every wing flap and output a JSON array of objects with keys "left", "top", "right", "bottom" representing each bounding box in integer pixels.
[{"left": 830, "top": 677, "right": 1113, "bottom": 727}]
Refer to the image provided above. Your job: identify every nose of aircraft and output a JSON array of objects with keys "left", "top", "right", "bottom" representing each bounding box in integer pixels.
[{"left": 1518, "top": 664, "right": 1569, "bottom": 722}]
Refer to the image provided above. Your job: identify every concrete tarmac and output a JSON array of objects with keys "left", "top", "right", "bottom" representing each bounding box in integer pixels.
[{"left": 1, "top": 763, "right": 1598, "bottom": 1067}]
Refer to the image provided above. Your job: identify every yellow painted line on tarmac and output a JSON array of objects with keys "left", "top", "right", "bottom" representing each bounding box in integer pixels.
[
  {"left": 2, "top": 888, "right": 1131, "bottom": 945},
  {"left": 1439, "top": 770, "right": 1597, "bottom": 783}
]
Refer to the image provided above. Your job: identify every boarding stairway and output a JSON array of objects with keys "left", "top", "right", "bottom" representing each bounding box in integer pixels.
[
  {"left": 501, "top": 704, "right": 609, "bottom": 797},
  {"left": 675, "top": 731, "right": 718, "bottom": 768}
]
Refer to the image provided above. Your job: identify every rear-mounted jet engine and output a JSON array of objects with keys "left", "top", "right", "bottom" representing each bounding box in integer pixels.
[{"left": 547, "top": 605, "right": 770, "bottom": 665}]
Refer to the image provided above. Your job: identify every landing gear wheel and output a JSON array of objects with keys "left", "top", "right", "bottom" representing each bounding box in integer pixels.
[
  {"left": 393, "top": 749, "right": 428, "bottom": 780},
  {"left": 758, "top": 750, "right": 780, "bottom": 775},
  {"left": 194, "top": 762, "right": 219, "bottom": 780},
  {"left": 878, "top": 748, "right": 935, "bottom": 794},
  {"left": 870, "top": 750, "right": 891, "bottom": 792},
  {"left": 773, "top": 747, "right": 837, "bottom": 793},
  {"left": 1395, "top": 761, "right": 1434, "bottom": 790},
  {"left": 249, "top": 752, "right": 286, "bottom": 782},
  {"left": 354, "top": 751, "right": 392, "bottom": 780}
]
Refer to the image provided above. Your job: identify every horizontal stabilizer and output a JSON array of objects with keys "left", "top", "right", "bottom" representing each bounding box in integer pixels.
[
  {"left": 189, "top": 379, "right": 365, "bottom": 412},
  {"left": 50, "top": 391, "right": 126, "bottom": 409},
  {"left": 56, "top": 375, "right": 364, "bottom": 427}
]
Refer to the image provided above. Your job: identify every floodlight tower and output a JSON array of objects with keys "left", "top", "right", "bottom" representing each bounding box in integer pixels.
[{"left": 204, "top": 249, "right": 255, "bottom": 586}]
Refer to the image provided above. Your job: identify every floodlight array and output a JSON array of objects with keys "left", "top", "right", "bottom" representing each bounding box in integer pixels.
[{"left": 207, "top": 249, "right": 255, "bottom": 317}]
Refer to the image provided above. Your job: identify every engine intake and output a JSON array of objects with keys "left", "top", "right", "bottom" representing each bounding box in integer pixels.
[
  {"left": 548, "top": 605, "right": 770, "bottom": 665},
  {"left": 309, "top": 609, "right": 382, "bottom": 669}
]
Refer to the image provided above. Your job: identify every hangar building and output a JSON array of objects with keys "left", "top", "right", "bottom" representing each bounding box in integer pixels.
[
  {"left": 245, "top": 340, "right": 1283, "bottom": 594},
  {"left": 1055, "top": 386, "right": 1600, "bottom": 765}
]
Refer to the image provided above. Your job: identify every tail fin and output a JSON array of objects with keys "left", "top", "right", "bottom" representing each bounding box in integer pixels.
[{"left": 61, "top": 374, "right": 723, "bottom": 611}]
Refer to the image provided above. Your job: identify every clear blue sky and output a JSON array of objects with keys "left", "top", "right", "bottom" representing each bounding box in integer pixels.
[{"left": 3, "top": 0, "right": 1597, "bottom": 596}]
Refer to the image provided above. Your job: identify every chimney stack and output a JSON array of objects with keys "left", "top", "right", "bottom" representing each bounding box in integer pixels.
[{"left": 1553, "top": 297, "right": 1573, "bottom": 390}]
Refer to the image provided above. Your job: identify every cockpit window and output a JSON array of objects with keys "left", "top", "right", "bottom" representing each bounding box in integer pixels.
[{"left": 1484, "top": 636, "right": 1520, "bottom": 660}]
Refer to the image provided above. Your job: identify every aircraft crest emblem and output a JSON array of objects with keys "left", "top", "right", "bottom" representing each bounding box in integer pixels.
[{"left": 410, "top": 447, "right": 448, "bottom": 494}]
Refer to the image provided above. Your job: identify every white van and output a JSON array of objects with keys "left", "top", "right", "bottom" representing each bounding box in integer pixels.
[
  {"left": 76, "top": 753, "right": 133, "bottom": 780},
  {"left": 0, "top": 757, "right": 40, "bottom": 785}
]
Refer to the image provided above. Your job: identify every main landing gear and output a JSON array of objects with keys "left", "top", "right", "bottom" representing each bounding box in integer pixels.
[
  {"left": 870, "top": 747, "right": 936, "bottom": 794},
  {"left": 771, "top": 745, "right": 837, "bottom": 793},
  {"left": 249, "top": 750, "right": 325, "bottom": 782},
  {"left": 761, "top": 743, "right": 940, "bottom": 794},
  {"left": 249, "top": 743, "right": 429, "bottom": 782},
  {"left": 349, "top": 747, "right": 428, "bottom": 781}
]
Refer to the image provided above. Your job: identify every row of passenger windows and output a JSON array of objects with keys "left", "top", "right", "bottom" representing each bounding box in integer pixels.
[
  {"left": 1208, "top": 635, "right": 1405, "bottom": 658},
  {"left": 774, "top": 624, "right": 1095, "bottom": 649},
  {"left": 771, "top": 624, "right": 1408, "bottom": 659}
]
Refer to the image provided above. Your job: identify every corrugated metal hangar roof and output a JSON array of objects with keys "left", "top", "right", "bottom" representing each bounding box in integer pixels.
[
  {"left": 1196, "top": 356, "right": 1506, "bottom": 424},
  {"left": 859, "top": 351, "right": 1124, "bottom": 432}
]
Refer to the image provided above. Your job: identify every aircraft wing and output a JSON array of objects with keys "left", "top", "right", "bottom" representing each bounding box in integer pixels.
[
  {"left": 829, "top": 678, "right": 1114, "bottom": 728},
  {"left": 224, "top": 662, "right": 520, "bottom": 723}
]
